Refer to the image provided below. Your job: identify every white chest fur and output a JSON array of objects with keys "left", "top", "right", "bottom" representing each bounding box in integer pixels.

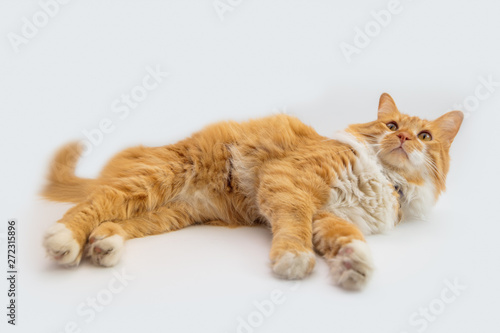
[{"left": 323, "top": 132, "right": 400, "bottom": 235}]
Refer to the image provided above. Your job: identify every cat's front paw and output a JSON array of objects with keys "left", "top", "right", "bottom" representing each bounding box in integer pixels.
[
  {"left": 86, "top": 234, "right": 125, "bottom": 267},
  {"left": 272, "top": 251, "right": 315, "bottom": 279},
  {"left": 43, "top": 223, "right": 82, "bottom": 266},
  {"left": 86, "top": 222, "right": 125, "bottom": 267},
  {"left": 329, "top": 240, "right": 374, "bottom": 290}
]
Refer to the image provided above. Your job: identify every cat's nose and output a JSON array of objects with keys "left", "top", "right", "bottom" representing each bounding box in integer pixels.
[{"left": 397, "top": 132, "right": 411, "bottom": 143}]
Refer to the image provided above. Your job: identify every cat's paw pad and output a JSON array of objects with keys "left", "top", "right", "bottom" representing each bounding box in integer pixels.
[
  {"left": 43, "top": 223, "right": 81, "bottom": 266},
  {"left": 272, "top": 251, "right": 315, "bottom": 279},
  {"left": 329, "top": 240, "right": 374, "bottom": 290},
  {"left": 86, "top": 234, "right": 124, "bottom": 267}
]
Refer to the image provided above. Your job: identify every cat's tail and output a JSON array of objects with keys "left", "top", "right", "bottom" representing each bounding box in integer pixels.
[{"left": 41, "top": 142, "right": 95, "bottom": 203}]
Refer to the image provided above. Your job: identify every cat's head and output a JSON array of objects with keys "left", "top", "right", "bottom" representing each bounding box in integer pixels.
[{"left": 348, "top": 93, "right": 463, "bottom": 201}]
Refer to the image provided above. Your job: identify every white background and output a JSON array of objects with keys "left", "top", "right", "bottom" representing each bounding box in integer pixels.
[{"left": 1, "top": 1, "right": 500, "bottom": 332}]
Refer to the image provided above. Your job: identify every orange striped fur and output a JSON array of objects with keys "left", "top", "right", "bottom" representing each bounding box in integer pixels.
[{"left": 42, "top": 93, "right": 463, "bottom": 289}]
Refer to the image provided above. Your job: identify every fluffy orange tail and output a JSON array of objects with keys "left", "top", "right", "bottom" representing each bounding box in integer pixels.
[{"left": 41, "top": 142, "right": 95, "bottom": 203}]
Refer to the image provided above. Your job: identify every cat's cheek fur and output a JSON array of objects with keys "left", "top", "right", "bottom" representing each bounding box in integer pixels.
[
  {"left": 408, "top": 146, "right": 427, "bottom": 168},
  {"left": 329, "top": 240, "right": 374, "bottom": 290},
  {"left": 86, "top": 234, "right": 125, "bottom": 267},
  {"left": 43, "top": 223, "right": 82, "bottom": 266},
  {"left": 272, "top": 251, "right": 316, "bottom": 280}
]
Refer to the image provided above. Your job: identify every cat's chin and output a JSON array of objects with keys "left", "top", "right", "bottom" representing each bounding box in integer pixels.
[
  {"left": 379, "top": 151, "right": 411, "bottom": 170},
  {"left": 391, "top": 147, "right": 408, "bottom": 157}
]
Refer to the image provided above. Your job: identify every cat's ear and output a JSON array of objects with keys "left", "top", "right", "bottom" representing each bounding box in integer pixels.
[
  {"left": 433, "top": 111, "right": 464, "bottom": 145},
  {"left": 378, "top": 93, "right": 400, "bottom": 119}
]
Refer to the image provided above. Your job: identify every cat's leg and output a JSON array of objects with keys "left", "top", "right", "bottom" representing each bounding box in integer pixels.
[
  {"left": 86, "top": 202, "right": 196, "bottom": 267},
  {"left": 257, "top": 171, "right": 322, "bottom": 280},
  {"left": 43, "top": 180, "right": 168, "bottom": 267},
  {"left": 312, "top": 210, "right": 374, "bottom": 290}
]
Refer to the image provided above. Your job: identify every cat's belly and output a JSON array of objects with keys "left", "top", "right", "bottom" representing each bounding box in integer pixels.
[
  {"left": 324, "top": 132, "right": 400, "bottom": 235},
  {"left": 324, "top": 171, "right": 399, "bottom": 235}
]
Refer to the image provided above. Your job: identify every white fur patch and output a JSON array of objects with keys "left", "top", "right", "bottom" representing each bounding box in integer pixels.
[
  {"left": 329, "top": 240, "right": 374, "bottom": 290},
  {"left": 43, "top": 223, "right": 81, "bottom": 266},
  {"left": 272, "top": 251, "right": 315, "bottom": 279},
  {"left": 86, "top": 234, "right": 125, "bottom": 267},
  {"left": 408, "top": 145, "right": 427, "bottom": 167},
  {"left": 326, "top": 131, "right": 399, "bottom": 235},
  {"left": 383, "top": 169, "right": 436, "bottom": 220}
]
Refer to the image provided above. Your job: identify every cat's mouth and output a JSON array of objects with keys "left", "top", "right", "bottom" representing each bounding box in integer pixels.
[{"left": 391, "top": 146, "right": 408, "bottom": 158}]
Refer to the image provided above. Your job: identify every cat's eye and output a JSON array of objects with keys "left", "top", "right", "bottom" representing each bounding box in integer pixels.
[
  {"left": 418, "top": 131, "right": 432, "bottom": 141},
  {"left": 386, "top": 122, "right": 398, "bottom": 131}
]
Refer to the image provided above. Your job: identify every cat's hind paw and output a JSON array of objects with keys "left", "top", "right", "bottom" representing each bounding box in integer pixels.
[
  {"left": 272, "top": 251, "right": 315, "bottom": 280},
  {"left": 86, "top": 234, "right": 125, "bottom": 267},
  {"left": 43, "top": 223, "right": 82, "bottom": 266},
  {"left": 329, "top": 240, "right": 374, "bottom": 290}
]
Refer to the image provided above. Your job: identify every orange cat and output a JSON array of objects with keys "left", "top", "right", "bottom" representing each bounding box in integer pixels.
[{"left": 42, "top": 93, "right": 463, "bottom": 290}]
